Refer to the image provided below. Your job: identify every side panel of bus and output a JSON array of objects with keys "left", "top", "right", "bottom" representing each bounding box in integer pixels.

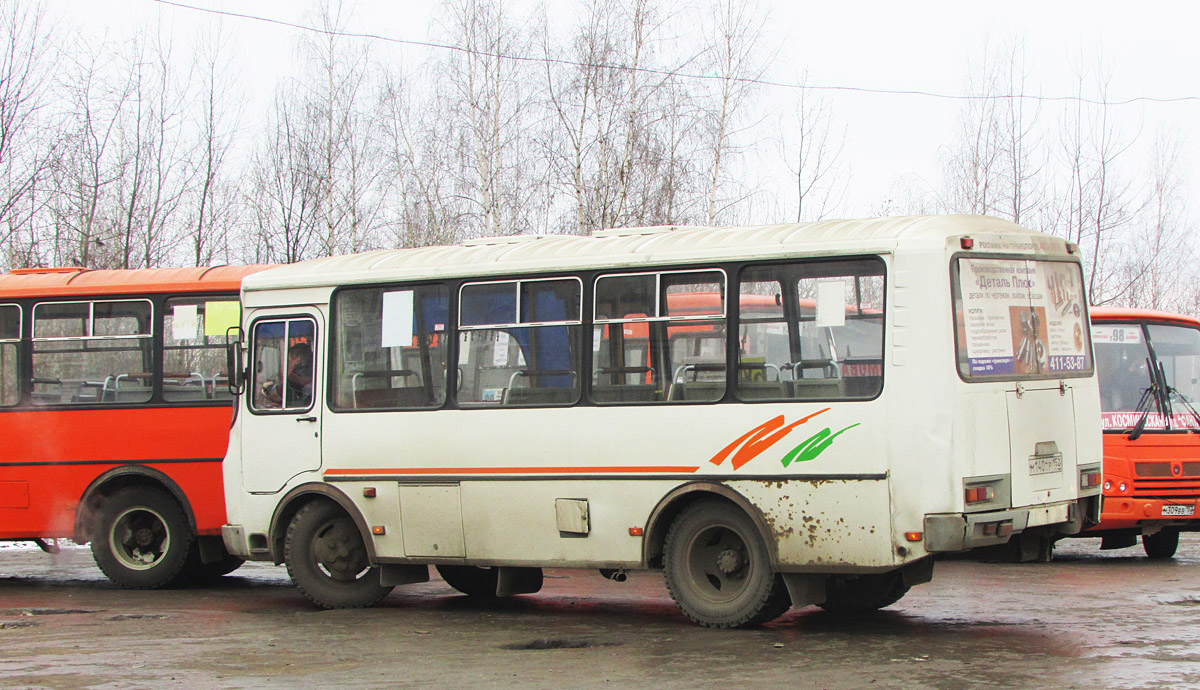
[{"left": 0, "top": 407, "right": 231, "bottom": 539}]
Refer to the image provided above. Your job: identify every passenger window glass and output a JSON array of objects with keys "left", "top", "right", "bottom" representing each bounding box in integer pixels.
[
  {"left": 163, "top": 297, "right": 239, "bottom": 402},
  {"left": 735, "top": 260, "right": 884, "bottom": 402},
  {"left": 0, "top": 343, "right": 16, "bottom": 407},
  {"left": 0, "top": 305, "right": 18, "bottom": 406},
  {"left": 459, "top": 278, "right": 581, "bottom": 407},
  {"left": 592, "top": 270, "right": 726, "bottom": 404},
  {"left": 31, "top": 300, "right": 153, "bottom": 406},
  {"left": 332, "top": 285, "right": 449, "bottom": 410},
  {"left": 251, "top": 319, "right": 316, "bottom": 412}
]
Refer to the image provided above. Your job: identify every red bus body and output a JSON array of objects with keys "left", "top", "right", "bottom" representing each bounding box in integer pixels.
[
  {"left": 1088, "top": 307, "right": 1200, "bottom": 558},
  {"left": 0, "top": 265, "right": 267, "bottom": 584}
]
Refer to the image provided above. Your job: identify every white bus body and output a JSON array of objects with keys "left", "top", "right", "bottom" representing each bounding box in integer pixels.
[{"left": 222, "top": 216, "right": 1102, "bottom": 627}]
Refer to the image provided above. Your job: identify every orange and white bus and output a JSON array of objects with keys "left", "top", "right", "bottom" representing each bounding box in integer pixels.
[
  {"left": 0, "top": 265, "right": 266, "bottom": 587},
  {"left": 221, "top": 216, "right": 1102, "bottom": 627},
  {"left": 1086, "top": 307, "right": 1200, "bottom": 558}
]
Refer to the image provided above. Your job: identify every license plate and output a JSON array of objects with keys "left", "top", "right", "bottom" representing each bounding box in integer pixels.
[
  {"left": 1163, "top": 505, "right": 1195, "bottom": 517},
  {"left": 1028, "top": 453, "right": 1063, "bottom": 476}
]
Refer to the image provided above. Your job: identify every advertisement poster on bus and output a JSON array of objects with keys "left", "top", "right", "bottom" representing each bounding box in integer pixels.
[{"left": 958, "top": 259, "right": 1089, "bottom": 377}]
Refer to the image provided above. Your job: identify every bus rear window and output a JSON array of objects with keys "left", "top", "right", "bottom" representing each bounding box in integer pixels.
[{"left": 953, "top": 258, "right": 1091, "bottom": 380}]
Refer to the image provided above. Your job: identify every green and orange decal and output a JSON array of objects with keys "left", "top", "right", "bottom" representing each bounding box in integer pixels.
[{"left": 709, "top": 408, "right": 861, "bottom": 470}]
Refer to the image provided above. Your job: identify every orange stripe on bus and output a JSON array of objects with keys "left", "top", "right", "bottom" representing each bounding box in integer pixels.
[{"left": 325, "top": 466, "right": 700, "bottom": 477}]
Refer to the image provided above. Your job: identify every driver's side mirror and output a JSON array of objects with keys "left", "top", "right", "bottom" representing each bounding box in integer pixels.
[{"left": 226, "top": 326, "right": 245, "bottom": 395}]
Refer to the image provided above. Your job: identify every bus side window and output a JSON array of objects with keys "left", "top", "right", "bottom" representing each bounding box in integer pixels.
[
  {"left": 31, "top": 300, "right": 153, "bottom": 406},
  {"left": 592, "top": 270, "right": 726, "bottom": 405},
  {"left": 0, "top": 304, "right": 18, "bottom": 407},
  {"left": 458, "top": 278, "right": 581, "bottom": 407},
  {"left": 736, "top": 261, "right": 884, "bottom": 402},
  {"left": 164, "top": 297, "right": 239, "bottom": 402},
  {"left": 331, "top": 285, "right": 449, "bottom": 410}
]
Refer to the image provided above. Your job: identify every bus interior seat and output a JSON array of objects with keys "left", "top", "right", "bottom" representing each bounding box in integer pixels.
[
  {"left": 791, "top": 378, "right": 844, "bottom": 399},
  {"left": 737, "top": 381, "right": 790, "bottom": 400},
  {"left": 591, "top": 384, "right": 660, "bottom": 403},
  {"left": 354, "top": 386, "right": 430, "bottom": 409}
]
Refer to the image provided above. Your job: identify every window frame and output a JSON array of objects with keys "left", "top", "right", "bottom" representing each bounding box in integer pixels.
[
  {"left": 328, "top": 282, "right": 452, "bottom": 413},
  {"left": 248, "top": 316, "right": 318, "bottom": 415}
]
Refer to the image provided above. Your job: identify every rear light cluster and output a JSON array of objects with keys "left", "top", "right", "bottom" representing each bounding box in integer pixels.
[
  {"left": 965, "top": 486, "right": 995, "bottom": 504},
  {"left": 1080, "top": 471, "right": 1102, "bottom": 489}
]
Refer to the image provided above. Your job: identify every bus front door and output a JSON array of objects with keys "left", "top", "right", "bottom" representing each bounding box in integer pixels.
[{"left": 242, "top": 312, "right": 324, "bottom": 494}]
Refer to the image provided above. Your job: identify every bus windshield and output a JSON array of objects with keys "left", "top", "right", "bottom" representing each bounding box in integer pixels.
[{"left": 1093, "top": 322, "right": 1200, "bottom": 431}]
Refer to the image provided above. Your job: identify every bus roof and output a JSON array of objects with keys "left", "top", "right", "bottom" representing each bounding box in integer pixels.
[
  {"left": 0, "top": 265, "right": 271, "bottom": 299},
  {"left": 1090, "top": 306, "right": 1200, "bottom": 328},
  {"left": 242, "top": 215, "right": 1070, "bottom": 293}
]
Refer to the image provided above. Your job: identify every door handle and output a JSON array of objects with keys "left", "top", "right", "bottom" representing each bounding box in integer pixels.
[{"left": 295, "top": 416, "right": 317, "bottom": 423}]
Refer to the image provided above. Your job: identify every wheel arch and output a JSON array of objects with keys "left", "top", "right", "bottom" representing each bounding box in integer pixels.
[
  {"left": 268, "top": 482, "right": 373, "bottom": 564},
  {"left": 642, "top": 482, "right": 778, "bottom": 569},
  {"left": 74, "top": 466, "right": 195, "bottom": 544}
]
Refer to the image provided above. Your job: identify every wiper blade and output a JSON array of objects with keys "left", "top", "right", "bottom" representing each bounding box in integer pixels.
[
  {"left": 1129, "top": 357, "right": 1164, "bottom": 441},
  {"left": 1166, "top": 386, "right": 1200, "bottom": 433}
]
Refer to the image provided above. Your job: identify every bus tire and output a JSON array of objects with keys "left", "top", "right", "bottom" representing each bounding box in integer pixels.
[
  {"left": 663, "top": 500, "right": 791, "bottom": 628},
  {"left": 284, "top": 500, "right": 392, "bottom": 609},
  {"left": 1143, "top": 529, "right": 1179, "bottom": 560},
  {"left": 90, "top": 487, "right": 192, "bottom": 589},
  {"left": 436, "top": 565, "right": 499, "bottom": 597},
  {"left": 818, "top": 571, "right": 910, "bottom": 614}
]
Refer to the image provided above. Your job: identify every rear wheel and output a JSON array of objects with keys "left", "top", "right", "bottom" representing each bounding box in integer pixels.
[
  {"left": 818, "top": 571, "right": 910, "bottom": 614},
  {"left": 1143, "top": 529, "right": 1179, "bottom": 560},
  {"left": 663, "top": 500, "right": 791, "bottom": 628},
  {"left": 285, "top": 501, "right": 392, "bottom": 608},
  {"left": 436, "top": 565, "right": 499, "bottom": 597},
  {"left": 90, "top": 487, "right": 192, "bottom": 589}
]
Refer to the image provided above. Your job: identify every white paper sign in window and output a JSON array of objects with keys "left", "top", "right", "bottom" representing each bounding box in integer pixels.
[
  {"left": 172, "top": 304, "right": 199, "bottom": 341},
  {"left": 381, "top": 290, "right": 415, "bottom": 348},
  {"left": 816, "top": 279, "right": 847, "bottom": 328}
]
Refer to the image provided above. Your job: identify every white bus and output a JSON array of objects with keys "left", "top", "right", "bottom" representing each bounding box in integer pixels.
[{"left": 221, "top": 216, "right": 1102, "bottom": 627}]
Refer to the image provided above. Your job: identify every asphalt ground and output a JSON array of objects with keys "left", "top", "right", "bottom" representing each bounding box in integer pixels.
[{"left": 2, "top": 535, "right": 1199, "bottom": 689}]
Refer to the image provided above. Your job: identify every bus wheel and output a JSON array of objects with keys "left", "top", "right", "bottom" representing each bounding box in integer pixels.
[
  {"left": 284, "top": 501, "right": 393, "bottom": 609},
  {"left": 436, "top": 565, "right": 499, "bottom": 597},
  {"left": 90, "top": 487, "right": 192, "bottom": 589},
  {"left": 1143, "top": 529, "right": 1180, "bottom": 560},
  {"left": 663, "top": 500, "right": 791, "bottom": 628},
  {"left": 818, "top": 572, "right": 910, "bottom": 614}
]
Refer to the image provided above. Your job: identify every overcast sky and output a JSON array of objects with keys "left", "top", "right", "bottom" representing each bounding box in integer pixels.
[{"left": 51, "top": 0, "right": 1200, "bottom": 219}]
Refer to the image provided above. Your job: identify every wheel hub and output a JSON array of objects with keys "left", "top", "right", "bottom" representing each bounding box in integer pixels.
[{"left": 716, "top": 548, "right": 743, "bottom": 575}]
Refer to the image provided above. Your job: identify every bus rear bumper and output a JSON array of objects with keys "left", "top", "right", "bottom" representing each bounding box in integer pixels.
[{"left": 924, "top": 500, "right": 1077, "bottom": 552}]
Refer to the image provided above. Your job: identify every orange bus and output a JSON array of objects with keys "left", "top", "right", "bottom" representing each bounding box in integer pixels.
[
  {"left": 0, "top": 265, "right": 266, "bottom": 586},
  {"left": 1088, "top": 307, "right": 1200, "bottom": 558}
]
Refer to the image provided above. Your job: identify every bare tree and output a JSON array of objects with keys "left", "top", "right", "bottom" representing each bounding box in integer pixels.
[
  {"left": 1055, "top": 56, "right": 1138, "bottom": 305},
  {"left": 779, "top": 78, "right": 846, "bottom": 222},
  {"left": 699, "top": 0, "right": 767, "bottom": 225},
  {"left": 0, "top": 4, "right": 54, "bottom": 266},
  {"left": 1124, "top": 127, "right": 1194, "bottom": 311},
  {"left": 299, "top": 0, "right": 386, "bottom": 255},
  {"left": 111, "top": 29, "right": 195, "bottom": 269},
  {"left": 188, "top": 24, "right": 241, "bottom": 266},
  {"left": 247, "top": 89, "right": 322, "bottom": 263}
]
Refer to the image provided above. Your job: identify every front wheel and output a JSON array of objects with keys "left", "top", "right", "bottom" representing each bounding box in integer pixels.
[
  {"left": 90, "top": 487, "right": 192, "bottom": 589},
  {"left": 1143, "top": 529, "right": 1180, "bottom": 560},
  {"left": 285, "top": 501, "right": 393, "bottom": 608},
  {"left": 663, "top": 500, "right": 791, "bottom": 628}
]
